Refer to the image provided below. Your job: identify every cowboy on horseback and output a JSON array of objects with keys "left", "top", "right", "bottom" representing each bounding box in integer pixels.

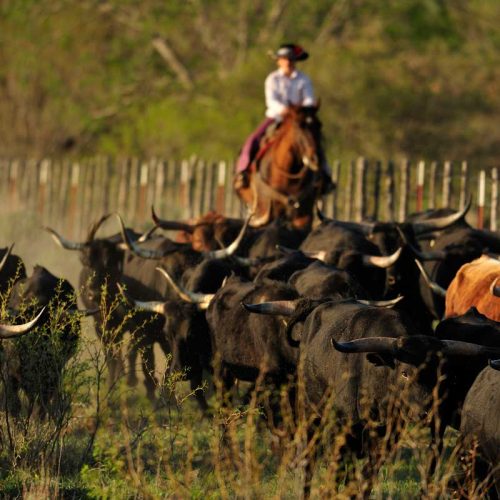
[{"left": 234, "top": 43, "right": 332, "bottom": 192}]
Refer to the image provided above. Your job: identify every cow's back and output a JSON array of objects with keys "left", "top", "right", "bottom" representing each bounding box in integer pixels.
[
  {"left": 445, "top": 256, "right": 500, "bottom": 320},
  {"left": 460, "top": 367, "right": 500, "bottom": 495}
]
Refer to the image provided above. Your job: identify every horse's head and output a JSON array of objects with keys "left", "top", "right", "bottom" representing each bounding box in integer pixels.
[
  {"left": 280, "top": 104, "right": 323, "bottom": 172},
  {"left": 285, "top": 104, "right": 322, "bottom": 136}
]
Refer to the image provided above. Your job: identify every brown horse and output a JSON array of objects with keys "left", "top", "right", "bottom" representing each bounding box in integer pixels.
[{"left": 235, "top": 105, "right": 326, "bottom": 229}]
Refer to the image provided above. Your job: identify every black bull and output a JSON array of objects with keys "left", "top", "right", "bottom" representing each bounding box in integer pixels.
[
  {"left": 0, "top": 244, "right": 27, "bottom": 294},
  {"left": 244, "top": 297, "right": 500, "bottom": 495},
  {"left": 45, "top": 216, "right": 172, "bottom": 400},
  {"left": 2, "top": 266, "right": 80, "bottom": 418},
  {"left": 460, "top": 363, "right": 500, "bottom": 498}
]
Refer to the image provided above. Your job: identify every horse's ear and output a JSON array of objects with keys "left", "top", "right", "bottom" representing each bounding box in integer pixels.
[{"left": 315, "top": 98, "right": 321, "bottom": 111}]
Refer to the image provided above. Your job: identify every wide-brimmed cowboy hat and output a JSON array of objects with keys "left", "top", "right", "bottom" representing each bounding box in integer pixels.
[{"left": 268, "top": 43, "right": 309, "bottom": 61}]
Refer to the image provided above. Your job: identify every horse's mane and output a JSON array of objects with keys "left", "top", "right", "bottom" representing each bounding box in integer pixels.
[{"left": 274, "top": 105, "right": 323, "bottom": 147}]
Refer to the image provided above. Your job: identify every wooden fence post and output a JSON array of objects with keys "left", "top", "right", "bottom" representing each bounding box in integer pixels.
[
  {"left": 203, "top": 162, "right": 215, "bottom": 212},
  {"left": 67, "top": 163, "right": 79, "bottom": 237},
  {"left": 216, "top": 161, "right": 226, "bottom": 213},
  {"left": 330, "top": 160, "right": 340, "bottom": 219},
  {"left": 416, "top": 161, "right": 425, "bottom": 212},
  {"left": 477, "top": 169, "right": 485, "bottom": 229},
  {"left": 428, "top": 161, "right": 437, "bottom": 209},
  {"left": 180, "top": 159, "right": 191, "bottom": 219},
  {"left": 146, "top": 159, "right": 157, "bottom": 221},
  {"left": 385, "top": 161, "right": 395, "bottom": 221},
  {"left": 117, "top": 158, "right": 129, "bottom": 218},
  {"left": 8, "top": 160, "right": 19, "bottom": 212},
  {"left": 23, "top": 159, "right": 38, "bottom": 213},
  {"left": 154, "top": 160, "right": 166, "bottom": 214},
  {"left": 372, "top": 160, "right": 381, "bottom": 221},
  {"left": 345, "top": 160, "right": 354, "bottom": 220},
  {"left": 128, "top": 158, "right": 139, "bottom": 225},
  {"left": 442, "top": 160, "right": 452, "bottom": 208},
  {"left": 58, "top": 159, "right": 70, "bottom": 231},
  {"left": 459, "top": 161, "right": 468, "bottom": 210},
  {"left": 226, "top": 160, "right": 236, "bottom": 217},
  {"left": 138, "top": 162, "right": 149, "bottom": 223},
  {"left": 80, "top": 160, "right": 92, "bottom": 234},
  {"left": 165, "top": 160, "right": 176, "bottom": 213},
  {"left": 90, "top": 157, "right": 103, "bottom": 223},
  {"left": 193, "top": 160, "right": 205, "bottom": 217},
  {"left": 104, "top": 157, "right": 115, "bottom": 215},
  {"left": 0, "top": 160, "right": 8, "bottom": 200},
  {"left": 354, "top": 157, "right": 366, "bottom": 222},
  {"left": 491, "top": 167, "right": 498, "bottom": 231},
  {"left": 399, "top": 159, "right": 409, "bottom": 221},
  {"left": 48, "top": 159, "right": 61, "bottom": 225},
  {"left": 38, "top": 159, "right": 50, "bottom": 218}
]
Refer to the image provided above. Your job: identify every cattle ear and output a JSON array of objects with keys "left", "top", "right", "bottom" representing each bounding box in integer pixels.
[
  {"left": 287, "top": 322, "right": 302, "bottom": 341},
  {"left": 366, "top": 353, "right": 395, "bottom": 369}
]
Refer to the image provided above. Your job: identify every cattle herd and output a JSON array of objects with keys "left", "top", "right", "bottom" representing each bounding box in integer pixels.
[{"left": 1, "top": 200, "right": 499, "bottom": 497}]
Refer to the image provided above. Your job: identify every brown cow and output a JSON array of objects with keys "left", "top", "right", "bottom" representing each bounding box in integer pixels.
[
  {"left": 152, "top": 208, "right": 248, "bottom": 253},
  {"left": 445, "top": 255, "right": 500, "bottom": 320}
]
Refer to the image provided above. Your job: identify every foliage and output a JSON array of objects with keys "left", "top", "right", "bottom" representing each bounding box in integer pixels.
[
  {"left": 0, "top": 0, "right": 499, "bottom": 164},
  {"left": 0, "top": 285, "right": 495, "bottom": 498}
]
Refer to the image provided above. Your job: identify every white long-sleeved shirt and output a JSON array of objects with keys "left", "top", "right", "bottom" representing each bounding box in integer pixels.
[{"left": 265, "top": 68, "right": 315, "bottom": 120}]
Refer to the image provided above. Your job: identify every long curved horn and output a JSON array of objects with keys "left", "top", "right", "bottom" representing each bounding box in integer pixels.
[
  {"left": 151, "top": 206, "right": 194, "bottom": 233},
  {"left": 412, "top": 198, "right": 471, "bottom": 235},
  {"left": 132, "top": 300, "right": 166, "bottom": 314},
  {"left": 396, "top": 227, "right": 446, "bottom": 261},
  {"left": 66, "top": 308, "right": 100, "bottom": 317},
  {"left": 115, "top": 213, "right": 170, "bottom": 259},
  {"left": 156, "top": 267, "right": 214, "bottom": 308},
  {"left": 357, "top": 296, "right": 404, "bottom": 308},
  {"left": 331, "top": 336, "right": 397, "bottom": 354},
  {"left": 302, "top": 250, "right": 328, "bottom": 262},
  {"left": 410, "top": 246, "right": 447, "bottom": 261},
  {"left": 249, "top": 183, "right": 272, "bottom": 227},
  {"left": 232, "top": 256, "right": 262, "bottom": 267},
  {"left": 315, "top": 203, "right": 329, "bottom": 222},
  {"left": 276, "top": 245, "right": 299, "bottom": 256},
  {"left": 0, "top": 243, "right": 14, "bottom": 274},
  {"left": 276, "top": 245, "right": 328, "bottom": 263},
  {"left": 333, "top": 220, "right": 375, "bottom": 236},
  {"left": 441, "top": 340, "right": 500, "bottom": 358},
  {"left": 241, "top": 300, "right": 299, "bottom": 316},
  {"left": 489, "top": 277, "right": 500, "bottom": 298},
  {"left": 87, "top": 214, "right": 113, "bottom": 242},
  {"left": 137, "top": 225, "right": 160, "bottom": 243},
  {"left": 414, "top": 259, "right": 447, "bottom": 297},
  {"left": 489, "top": 359, "right": 500, "bottom": 371},
  {"left": 0, "top": 307, "right": 46, "bottom": 339},
  {"left": 44, "top": 227, "right": 86, "bottom": 251},
  {"left": 117, "top": 283, "right": 166, "bottom": 314},
  {"left": 363, "top": 247, "right": 402, "bottom": 268},
  {"left": 204, "top": 212, "right": 253, "bottom": 259}
]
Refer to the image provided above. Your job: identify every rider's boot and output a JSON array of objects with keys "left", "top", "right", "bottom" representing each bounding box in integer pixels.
[{"left": 234, "top": 170, "right": 250, "bottom": 191}]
